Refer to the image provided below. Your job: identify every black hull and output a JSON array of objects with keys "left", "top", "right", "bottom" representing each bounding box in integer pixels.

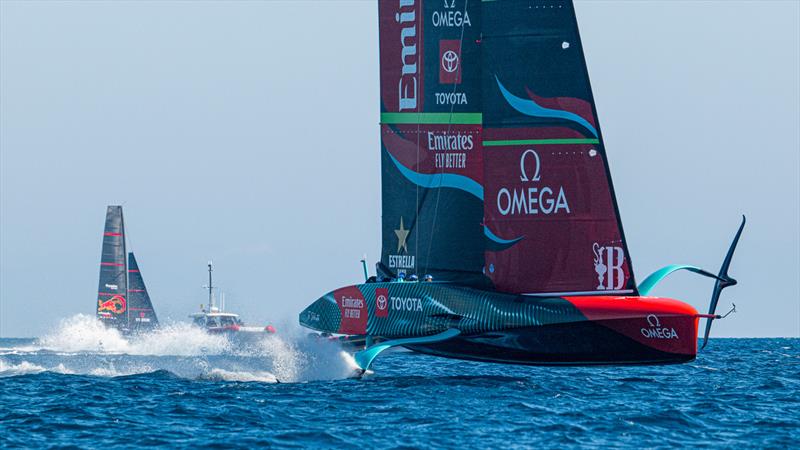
[{"left": 406, "top": 321, "right": 695, "bottom": 366}]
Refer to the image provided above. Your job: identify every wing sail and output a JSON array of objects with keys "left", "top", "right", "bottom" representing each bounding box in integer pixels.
[
  {"left": 96, "top": 205, "right": 129, "bottom": 329},
  {"left": 377, "top": 0, "right": 636, "bottom": 295}
]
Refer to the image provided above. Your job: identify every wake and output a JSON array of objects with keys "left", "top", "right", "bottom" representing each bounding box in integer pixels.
[{"left": 0, "top": 314, "right": 358, "bottom": 383}]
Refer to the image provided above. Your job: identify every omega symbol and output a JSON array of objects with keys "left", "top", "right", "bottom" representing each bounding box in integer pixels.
[{"left": 520, "top": 149, "right": 542, "bottom": 182}]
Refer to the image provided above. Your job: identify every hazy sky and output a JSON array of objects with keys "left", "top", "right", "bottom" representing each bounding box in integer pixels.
[{"left": 1, "top": 1, "right": 798, "bottom": 338}]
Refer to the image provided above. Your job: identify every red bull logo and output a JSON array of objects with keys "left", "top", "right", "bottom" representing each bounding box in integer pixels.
[{"left": 98, "top": 295, "right": 126, "bottom": 314}]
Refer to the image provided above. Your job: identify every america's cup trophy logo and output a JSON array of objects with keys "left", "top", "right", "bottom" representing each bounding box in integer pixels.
[{"left": 593, "top": 243, "right": 607, "bottom": 289}]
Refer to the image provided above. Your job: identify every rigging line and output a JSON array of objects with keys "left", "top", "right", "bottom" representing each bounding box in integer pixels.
[
  {"left": 424, "top": 0, "right": 470, "bottom": 274},
  {"left": 125, "top": 216, "right": 135, "bottom": 255},
  {"left": 415, "top": 75, "right": 421, "bottom": 264}
]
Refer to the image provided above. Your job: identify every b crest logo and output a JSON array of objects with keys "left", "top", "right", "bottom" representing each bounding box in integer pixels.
[{"left": 593, "top": 243, "right": 625, "bottom": 290}]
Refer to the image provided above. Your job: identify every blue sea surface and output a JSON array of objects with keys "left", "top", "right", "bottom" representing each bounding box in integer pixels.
[{"left": 1, "top": 323, "right": 798, "bottom": 448}]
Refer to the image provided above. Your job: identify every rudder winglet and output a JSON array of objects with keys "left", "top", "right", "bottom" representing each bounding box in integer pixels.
[{"left": 354, "top": 328, "right": 461, "bottom": 372}]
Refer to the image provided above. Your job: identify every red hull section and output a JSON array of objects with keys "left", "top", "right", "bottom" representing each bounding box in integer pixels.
[{"left": 565, "top": 296, "right": 699, "bottom": 358}]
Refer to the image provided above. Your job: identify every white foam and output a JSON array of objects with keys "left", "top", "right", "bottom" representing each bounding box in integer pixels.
[
  {"left": 37, "top": 314, "right": 231, "bottom": 356},
  {"left": 12, "top": 315, "right": 361, "bottom": 383},
  {"left": 38, "top": 314, "right": 130, "bottom": 353},
  {"left": 245, "top": 326, "right": 362, "bottom": 382},
  {"left": 127, "top": 322, "right": 231, "bottom": 356}
]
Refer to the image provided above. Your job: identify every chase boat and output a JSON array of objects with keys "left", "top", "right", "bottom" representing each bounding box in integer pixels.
[
  {"left": 299, "top": 0, "right": 744, "bottom": 372},
  {"left": 190, "top": 262, "right": 276, "bottom": 335}
]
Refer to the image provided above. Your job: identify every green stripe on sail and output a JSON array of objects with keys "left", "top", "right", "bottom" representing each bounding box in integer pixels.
[
  {"left": 381, "top": 112, "right": 482, "bottom": 125},
  {"left": 483, "top": 138, "right": 600, "bottom": 147}
]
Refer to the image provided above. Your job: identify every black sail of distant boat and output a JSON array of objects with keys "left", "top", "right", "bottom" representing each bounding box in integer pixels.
[
  {"left": 96, "top": 206, "right": 128, "bottom": 329},
  {"left": 127, "top": 252, "right": 159, "bottom": 332}
]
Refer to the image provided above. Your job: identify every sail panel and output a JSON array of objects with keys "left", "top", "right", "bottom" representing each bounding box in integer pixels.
[
  {"left": 480, "top": 0, "right": 636, "bottom": 294},
  {"left": 127, "top": 252, "right": 159, "bottom": 332},
  {"left": 96, "top": 205, "right": 128, "bottom": 328},
  {"left": 378, "top": 0, "right": 488, "bottom": 284}
]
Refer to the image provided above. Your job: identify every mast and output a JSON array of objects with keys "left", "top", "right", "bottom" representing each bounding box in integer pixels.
[{"left": 121, "top": 208, "right": 129, "bottom": 329}]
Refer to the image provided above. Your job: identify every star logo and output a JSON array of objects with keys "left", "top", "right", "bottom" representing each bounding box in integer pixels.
[{"left": 394, "top": 217, "right": 410, "bottom": 253}]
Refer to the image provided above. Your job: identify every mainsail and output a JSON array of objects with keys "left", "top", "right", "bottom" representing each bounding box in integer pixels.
[
  {"left": 378, "top": 0, "right": 486, "bottom": 287},
  {"left": 96, "top": 205, "right": 128, "bottom": 328},
  {"left": 127, "top": 252, "right": 159, "bottom": 332},
  {"left": 378, "top": 0, "right": 636, "bottom": 295}
]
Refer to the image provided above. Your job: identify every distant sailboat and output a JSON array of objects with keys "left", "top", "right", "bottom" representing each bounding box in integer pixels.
[{"left": 95, "top": 205, "right": 159, "bottom": 334}]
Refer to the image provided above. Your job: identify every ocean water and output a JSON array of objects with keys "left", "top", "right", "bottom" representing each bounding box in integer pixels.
[{"left": 1, "top": 315, "right": 797, "bottom": 448}]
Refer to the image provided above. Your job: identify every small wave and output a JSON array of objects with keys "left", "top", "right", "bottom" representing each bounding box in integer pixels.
[
  {"left": 0, "top": 359, "right": 74, "bottom": 377},
  {"left": 87, "top": 364, "right": 157, "bottom": 378},
  {"left": 616, "top": 377, "right": 656, "bottom": 383},
  {"left": 202, "top": 368, "right": 278, "bottom": 383},
  {"left": 0, "top": 359, "right": 47, "bottom": 377}
]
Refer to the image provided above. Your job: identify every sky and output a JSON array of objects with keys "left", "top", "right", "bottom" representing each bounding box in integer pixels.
[{"left": 1, "top": 1, "right": 798, "bottom": 338}]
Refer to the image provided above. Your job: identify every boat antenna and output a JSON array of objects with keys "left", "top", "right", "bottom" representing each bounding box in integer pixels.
[
  {"left": 203, "top": 260, "right": 214, "bottom": 310},
  {"left": 360, "top": 254, "right": 369, "bottom": 281}
]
